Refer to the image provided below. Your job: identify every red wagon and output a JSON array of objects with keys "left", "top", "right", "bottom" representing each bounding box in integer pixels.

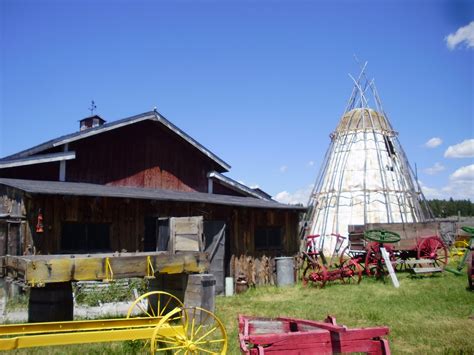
[{"left": 239, "top": 315, "right": 391, "bottom": 355}]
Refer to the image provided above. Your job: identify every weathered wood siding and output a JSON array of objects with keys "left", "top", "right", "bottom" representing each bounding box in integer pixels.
[
  {"left": 19, "top": 194, "right": 300, "bottom": 257},
  {"left": 0, "top": 120, "right": 227, "bottom": 193},
  {"left": 0, "top": 186, "right": 30, "bottom": 257}
]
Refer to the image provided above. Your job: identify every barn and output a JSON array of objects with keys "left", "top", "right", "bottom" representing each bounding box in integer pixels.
[{"left": 0, "top": 110, "right": 304, "bottom": 296}]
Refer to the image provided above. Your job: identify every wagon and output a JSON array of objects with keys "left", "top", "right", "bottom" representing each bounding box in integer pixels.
[
  {"left": 341, "top": 223, "right": 449, "bottom": 277},
  {"left": 0, "top": 291, "right": 227, "bottom": 353},
  {"left": 238, "top": 314, "right": 391, "bottom": 354}
]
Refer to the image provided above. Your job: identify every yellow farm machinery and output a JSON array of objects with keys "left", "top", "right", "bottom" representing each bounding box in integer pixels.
[{"left": 0, "top": 291, "right": 227, "bottom": 354}]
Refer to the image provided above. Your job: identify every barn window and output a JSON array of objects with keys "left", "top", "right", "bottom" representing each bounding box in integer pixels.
[
  {"left": 254, "top": 227, "right": 282, "bottom": 251},
  {"left": 61, "top": 222, "right": 111, "bottom": 253}
]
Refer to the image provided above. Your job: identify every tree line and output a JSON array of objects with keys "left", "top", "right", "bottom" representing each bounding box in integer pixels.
[{"left": 427, "top": 199, "right": 473, "bottom": 217}]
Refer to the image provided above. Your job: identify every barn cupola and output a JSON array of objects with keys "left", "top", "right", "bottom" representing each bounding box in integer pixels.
[{"left": 79, "top": 115, "right": 106, "bottom": 131}]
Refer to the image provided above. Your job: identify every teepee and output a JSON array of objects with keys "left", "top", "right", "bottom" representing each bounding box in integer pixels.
[{"left": 306, "top": 63, "right": 432, "bottom": 251}]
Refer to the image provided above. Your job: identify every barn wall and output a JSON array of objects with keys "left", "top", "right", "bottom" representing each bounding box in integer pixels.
[
  {"left": 0, "top": 162, "right": 60, "bottom": 181},
  {"left": 24, "top": 194, "right": 300, "bottom": 258},
  {"left": 0, "top": 120, "right": 224, "bottom": 193},
  {"left": 212, "top": 183, "right": 247, "bottom": 197},
  {"left": 65, "top": 121, "right": 219, "bottom": 192},
  {"left": 0, "top": 186, "right": 31, "bottom": 256}
]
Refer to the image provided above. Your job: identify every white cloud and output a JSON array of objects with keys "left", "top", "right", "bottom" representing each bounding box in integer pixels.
[
  {"left": 279, "top": 165, "right": 288, "bottom": 173},
  {"left": 424, "top": 137, "right": 442, "bottom": 148},
  {"left": 307, "top": 161, "right": 315, "bottom": 167},
  {"left": 419, "top": 165, "right": 474, "bottom": 200},
  {"left": 423, "top": 162, "right": 445, "bottom": 175},
  {"left": 273, "top": 184, "right": 313, "bottom": 205},
  {"left": 450, "top": 164, "right": 474, "bottom": 181},
  {"left": 418, "top": 181, "right": 444, "bottom": 200},
  {"left": 444, "top": 139, "right": 474, "bottom": 158},
  {"left": 445, "top": 21, "right": 474, "bottom": 50}
]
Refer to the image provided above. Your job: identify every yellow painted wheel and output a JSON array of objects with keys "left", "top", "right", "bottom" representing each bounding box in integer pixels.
[
  {"left": 126, "top": 291, "right": 185, "bottom": 351},
  {"left": 127, "top": 291, "right": 184, "bottom": 319},
  {"left": 151, "top": 307, "right": 227, "bottom": 354}
]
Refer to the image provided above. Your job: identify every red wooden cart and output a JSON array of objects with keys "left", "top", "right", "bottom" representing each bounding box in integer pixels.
[{"left": 239, "top": 315, "right": 390, "bottom": 354}]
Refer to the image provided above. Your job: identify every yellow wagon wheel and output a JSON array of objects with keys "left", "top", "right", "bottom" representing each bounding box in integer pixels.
[
  {"left": 150, "top": 307, "right": 227, "bottom": 354},
  {"left": 126, "top": 291, "right": 185, "bottom": 351},
  {"left": 127, "top": 291, "right": 184, "bottom": 319}
]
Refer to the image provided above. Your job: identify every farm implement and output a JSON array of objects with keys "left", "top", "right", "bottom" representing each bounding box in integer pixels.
[
  {"left": 445, "top": 226, "right": 474, "bottom": 289},
  {"left": 0, "top": 291, "right": 228, "bottom": 353},
  {"left": 239, "top": 314, "right": 391, "bottom": 354},
  {"left": 301, "top": 233, "right": 363, "bottom": 288},
  {"left": 301, "top": 228, "right": 450, "bottom": 287}
]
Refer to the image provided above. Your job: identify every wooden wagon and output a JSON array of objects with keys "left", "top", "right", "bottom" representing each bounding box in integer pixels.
[
  {"left": 344, "top": 222, "right": 449, "bottom": 277},
  {"left": 238, "top": 315, "right": 390, "bottom": 354}
]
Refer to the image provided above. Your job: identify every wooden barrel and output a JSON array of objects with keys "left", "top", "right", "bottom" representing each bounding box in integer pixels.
[{"left": 28, "top": 282, "right": 73, "bottom": 322}]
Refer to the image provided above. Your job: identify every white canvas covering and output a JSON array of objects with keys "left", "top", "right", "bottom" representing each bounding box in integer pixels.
[{"left": 306, "top": 65, "right": 431, "bottom": 252}]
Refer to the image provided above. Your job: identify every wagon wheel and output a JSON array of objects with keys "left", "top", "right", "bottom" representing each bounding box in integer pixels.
[
  {"left": 340, "top": 259, "right": 363, "bottom": 284},
  {"left": 127, "top": 291, "right": 184, "bottom": 319},
  {"left": 365, "top": 242, "right": 396, "bottom": 277},
  {"left": 302, "top": 261, "right": 328, "bottom": 288},
  {"left": 417, "top": 236, "right": 448, "bottom": 268},
  {"left": 338, "top": 245, "right": 352, "bottom": 266},
  {"left": 151, "top": 307, "right": 228, "bottom": 354},
  {"left": 126, "top": 291, "right": 185, "bottom": 351}
]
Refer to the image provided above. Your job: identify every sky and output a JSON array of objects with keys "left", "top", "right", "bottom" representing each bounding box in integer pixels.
[{"left": 1, "top": 0, "right": 473, "bottom": 204}]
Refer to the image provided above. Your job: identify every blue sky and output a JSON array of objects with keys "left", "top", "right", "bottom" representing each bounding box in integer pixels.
[{"left": 1, "top": 0, "right": 473, "bottom": 203}]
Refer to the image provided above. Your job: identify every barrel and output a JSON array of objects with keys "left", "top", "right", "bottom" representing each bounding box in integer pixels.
[
  {"left": 28, "top": 282, "right": 73, "bottom": 322},
  {"left": 275, "top": 257, "right": 295, "bottom": 286}
]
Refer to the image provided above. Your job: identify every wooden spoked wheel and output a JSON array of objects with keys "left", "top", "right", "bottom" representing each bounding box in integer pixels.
[
  {"left": 364, "top": 242, "right": 396, "bottom": 277},
  {"left": 340, "top": 259, "right": 363, "bottom": 284},
  {"left": 151, "top": 307, "right": 228, "bottom": 354},
  {"left": 127, "top": 291, "right": 184, "bottom": 319},
  {"left": 302, "top": 262, "right": 328, "bottom": 288},
  {"left": 417, "top": 236, "right": 448, "bottom": 268}
]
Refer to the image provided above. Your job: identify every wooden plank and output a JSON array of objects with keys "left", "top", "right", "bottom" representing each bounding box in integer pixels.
[
  {"left": 5, "top": 251, "right": 208, "bottom": 285},
  {"left": 7, "top": 223, "right": 20, "bottom": 255},
  {"left": 170, "top": 216, "right": 203, "bottom": 253},
  {"left": 411, "top": 267, "right": 442, "bottom": 274},
  {"left": 398, "top": 259, "right": 434, "bottom": 266},
  {"left": 381, "top": 247, "right": 399, "bottom": 288},
  {"left": 0, "top": 223, "right": 6, "bottom": 256}
]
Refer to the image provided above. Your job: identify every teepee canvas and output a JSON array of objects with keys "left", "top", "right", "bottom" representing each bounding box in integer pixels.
[{"left": 306, "top": 63, "right": 432, "bottom": 251}]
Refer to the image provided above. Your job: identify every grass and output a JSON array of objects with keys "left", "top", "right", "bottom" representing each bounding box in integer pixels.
[
  {"left": 73, "top": 278, "right": 147, "bottom": 306},
  {"left": 216, "top": 270, "right": 473, "bottom": 354},
  {"left": 3, "top": 268, "right": 473, "bottom": 354}
]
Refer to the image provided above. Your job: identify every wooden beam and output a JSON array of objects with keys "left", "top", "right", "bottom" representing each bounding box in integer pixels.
[
  {"left": 4, "top": 251, "right": 209, "bottom": 286},
  {"left": 0, "top": 152, "right": 76, "bottom": 169}
]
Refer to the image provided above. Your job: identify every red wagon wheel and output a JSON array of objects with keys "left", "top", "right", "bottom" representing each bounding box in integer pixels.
[
  {"left": 417, "top": 236, "right": 448, "bottom": 268},
  {"left": 365, "top": 242, "right": 395, "bottom": 277},
  {"left": 340, "top": 259, "right": 363, "bottom": 284},
  {"left": 302, "top": 262, "right": 328, "bottom": 288}
]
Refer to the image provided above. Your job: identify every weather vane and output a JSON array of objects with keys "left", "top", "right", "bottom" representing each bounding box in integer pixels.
[{"left": 89, "top": 100, "right": 97, "bottom": 116}]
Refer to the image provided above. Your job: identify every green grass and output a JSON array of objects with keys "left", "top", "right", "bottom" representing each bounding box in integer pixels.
[
  {"left": 216, "top": 271, "right": 473, "bottom": 354},
  {"left": 3, "top": 270, "right": 473, "bottom": 354}
]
